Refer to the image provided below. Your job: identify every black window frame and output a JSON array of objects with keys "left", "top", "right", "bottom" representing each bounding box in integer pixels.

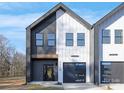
[
  {"left": 47, "top": 33, "right": 56, "bottom": 47},
  {"left": 66, "top": 33, "right": 73, "bottom": 46},
  {"left": 35, "top": 33, "right": 44, "bottom": 46},
  {"left": 77, "top": 33, "right": 85, "bottom": 46},
  {"left": 102, "top": 29, "right": 111, "bottom": 44},
  {"left": 115, "top": 29, "right": 123, "bottom": 44}
]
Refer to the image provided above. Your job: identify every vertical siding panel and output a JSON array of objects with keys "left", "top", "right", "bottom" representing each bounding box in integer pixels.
[{"left": 56, "top": 9, "right": 91, "bottom": 83}]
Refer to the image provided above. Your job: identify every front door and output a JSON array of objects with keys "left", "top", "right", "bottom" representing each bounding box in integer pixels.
[{"left": 43, "top": 64, "right": 55, "bottom": 81}]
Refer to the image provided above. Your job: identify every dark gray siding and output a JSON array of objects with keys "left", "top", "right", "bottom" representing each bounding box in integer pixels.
[
  {"left": 94, "top": 27, "right": 100, "bottom": 84},
  {"left": 26, "top": 28, "right": 31, "bottom": 82},
  {"left": 26, "top": 13, "right": 57, "bottom": 82},
  {"left": 27, "top": 13, "right": 57, "bottom": 82},
  {"left": 31, "top": 13, "right": 56, "bottom": 55},
  {"left": 90, "top": 28, "right": 94, "bottom": 83},
  {"left": 32, "top": 59, "right": 58, "bottom": 81}
]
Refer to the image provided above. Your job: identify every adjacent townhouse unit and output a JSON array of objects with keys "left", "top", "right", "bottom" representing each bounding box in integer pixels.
[
  {"left": 26, "top": 2, "right": 124, "bottom": 85},
  {"left": 26, "top": 3, "right": 94, "bottom": 84},
  {"left": 94, "top": 3, "right": 124, "bottom": 84}
]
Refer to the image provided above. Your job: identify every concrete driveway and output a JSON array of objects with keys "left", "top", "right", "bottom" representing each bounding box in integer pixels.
[
  {"left": 101, "top": 84, "right": 124, "bottom": 90},
  {"left": 63, "top": 83, "right": 102, "bottom": 90}
]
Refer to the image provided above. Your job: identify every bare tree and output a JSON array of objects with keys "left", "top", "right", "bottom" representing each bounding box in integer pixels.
[
  {"left": 0, "top": 35, "right": 14, "bottom": 77},
  {"left": 0, "top": 34, "right": 26, "bottom": 77},
  {"left": 11, "top": 52, "right": 26, "bottom": 76}
]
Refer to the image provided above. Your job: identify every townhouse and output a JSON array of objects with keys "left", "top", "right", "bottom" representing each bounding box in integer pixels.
[
  {"left": 94, "top": 3, "right": 124, "bottom": 84},
  {"left": 26, "top": 2, "right": 124, "bottom": 84}
]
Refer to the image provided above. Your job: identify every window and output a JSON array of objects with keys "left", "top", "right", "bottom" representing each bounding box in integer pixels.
[
  {"left": 66, "top": 33, "right": 73, "bottom": 46},
  {"left": 115, "top": 30, "right": 123, "bottom": 44},
  {"left": 77, "top": 33, "right": 85, "bottom": 46},
  {"left": 48, "top": 33, "right": 56, "bottom": 46},
  {"left": 102, "top": 30, "right": 110, "bottom": 44},
  {"left": 36, "top": 33, "right": 43, "bottom": 46}
]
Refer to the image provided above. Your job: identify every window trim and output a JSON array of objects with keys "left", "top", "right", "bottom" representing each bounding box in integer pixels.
[
  {"left": 77, "top": 33, "right": 85, "bottom": 46},
  {"left": 35, "top": 33, "right": 44, "bottom": 47},
  {"left": 66, "top": 33, "right": 73, "bottom": 46},
  {"left": 102, "top": 29, "right": 110, "bottom": 44},
  {"left": 47, "top": 33, "right": 56, "bottom": 47},
  {"left": 114, "top": 29, "right": 123, "bottom": 44}
]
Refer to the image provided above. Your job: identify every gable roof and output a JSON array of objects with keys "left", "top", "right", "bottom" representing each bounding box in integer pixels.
[
  {"left": 26, "top": 2, "right": 92, "bottom": 30},
  {"left": 94, "top": 2, "right": 124, "bottom": 27}
]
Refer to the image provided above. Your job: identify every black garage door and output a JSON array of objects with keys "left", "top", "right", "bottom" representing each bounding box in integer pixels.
[
  {"left": 63, "top": 62, "right": 86, "bottom": 83},
  {"left": 101, "top": 61, "right": 124, "bottom": 83}
]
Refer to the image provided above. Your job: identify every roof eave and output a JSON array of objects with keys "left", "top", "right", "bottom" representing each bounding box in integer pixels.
[
  {"left": 26, "top": 3, "right": 64, "bottom": 30},
  {"left": 26, "top": 2, "right": 92, "bottom": 30},
  {"left": 94, "top": 2, "right": 124, "bottom": 27}
]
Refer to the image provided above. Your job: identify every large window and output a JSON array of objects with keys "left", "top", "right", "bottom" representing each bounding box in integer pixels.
[
  {"left": 66, "top": 33, "right": 73, "bottom": 46},
  {"left": 77, "top": 33, "right": 85, "bottom": 46},
  {"left": 36, "top": 33, "right": 43, "bottom": 46},
  {"left": 48, "top": 33, "right": 56, "bottom": 46},
  {"left": 102, "top": 29, "right": 110, "bottom": 44},
  {"left": 115, "top": 30, "right": 123, "bottom": 44}
]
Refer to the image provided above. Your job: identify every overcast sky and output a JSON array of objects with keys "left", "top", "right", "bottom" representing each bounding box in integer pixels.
[{"left": 0, "top": 2, "right": 121, "bottom": 54}]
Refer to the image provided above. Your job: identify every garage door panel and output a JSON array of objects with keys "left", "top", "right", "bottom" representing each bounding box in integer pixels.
[
  {"left": 101, "top": 61, "right": 124, "bottom": 83},
  {"left": 63, "top": 62, "right": 86, "bottom": 83},
  {"left": 63, "top": 63, "right": 75, "bottom": 83},
  {"left": 111, "top": 63, "right": 124, "bottom": 83}
]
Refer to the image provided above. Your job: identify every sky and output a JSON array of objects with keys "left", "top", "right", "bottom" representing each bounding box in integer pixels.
[{"left": 0, "top": 2, "right": 122, "bottom": 54}]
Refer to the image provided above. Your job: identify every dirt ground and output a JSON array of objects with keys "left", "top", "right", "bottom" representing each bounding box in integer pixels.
[
  {"left": 1, "top": 77, "right": 121, "bottom": 90},
  {"left": 0, "top": 77, "right": 63, "bottom": 90},
  {"left": 0, "top": 77, "right": 26, "bottom": 89}
]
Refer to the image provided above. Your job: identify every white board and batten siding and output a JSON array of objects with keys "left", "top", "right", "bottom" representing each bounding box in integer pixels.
[
  {"left": 56, "top": 9, "right": 91, "bottom": 83},
  {"left": 98, "top": 8, "right": 124, "bottom": 62}
]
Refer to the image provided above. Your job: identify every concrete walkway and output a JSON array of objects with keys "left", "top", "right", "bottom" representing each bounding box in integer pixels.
[
  {"left": 30, "top": 81, "right": 63, "bottom": 88},
  {"left": 29, "top": 82, "right": 124, "bottom": 90},
  {"left": 30, "top": 82, "right": 101, "bottom": 90}
]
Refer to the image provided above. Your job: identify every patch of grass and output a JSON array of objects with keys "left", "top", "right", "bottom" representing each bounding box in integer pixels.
[
  {"left": 27, "top": 84, "right": 63, "bottom": 90},
  {"left": 41, "top": 87, "right": 64, "bottom": 90},
  {"left": 27, "top": 84, "right": 44, "bottom": 90}
]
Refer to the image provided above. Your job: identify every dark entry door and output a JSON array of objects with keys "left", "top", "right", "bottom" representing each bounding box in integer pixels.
[
  {"left": 43, "top": 64, "right": 55, "bottom": 81},
  {"left": 63, "top": 62, "right": 86, "bottom": 83}
]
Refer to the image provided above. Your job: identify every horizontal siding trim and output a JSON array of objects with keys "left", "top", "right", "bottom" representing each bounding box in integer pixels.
[{"left": 32, "top": 54, "right": 58, "bottom": 59}]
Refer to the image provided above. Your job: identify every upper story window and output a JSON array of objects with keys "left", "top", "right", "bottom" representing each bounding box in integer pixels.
[
  {"left": 48, "top": 33, "right": 56, "bottom": 46},
  {"left": 115, "top": 30, "right": 123, "bottom": 44},
  {"left": 77, "top": 33, "right": 85, "bottom": 46},
  {"left": 66, "top": 33, "right": 73, "bottom": 46},
  {"left": 102, "top": 29, "right": 110, "bottom": 44},
  {"left": 36, "top": 33, "right": 43, "bottom": 46}
]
